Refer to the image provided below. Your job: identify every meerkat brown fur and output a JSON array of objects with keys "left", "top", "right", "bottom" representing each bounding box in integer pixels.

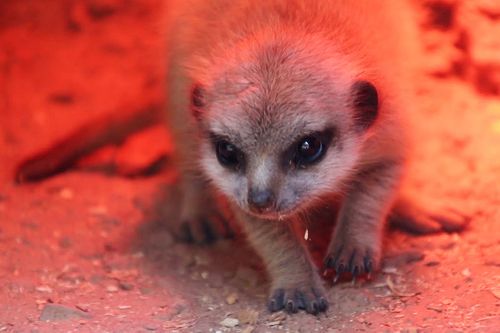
[{"left": 164, "top": 0, "right": 444, "bottom": 314}]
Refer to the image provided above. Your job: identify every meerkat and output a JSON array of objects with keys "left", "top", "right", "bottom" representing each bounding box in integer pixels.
[
  {"left": 15, "top": 0, "right": 469, "bottom": 315},
  {"left": 163, "top": 0, "right": 465, "bottom": 314}
]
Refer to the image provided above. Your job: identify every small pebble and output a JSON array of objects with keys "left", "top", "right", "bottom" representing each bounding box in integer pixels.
[
  {"left": 36, "top": 286, "right": 53, "bottom": 293},
  {"left": 59, "top": 188, "right": 74, "bottom": 199},
  {"left": 226, "top": 292, "right": 238, "bottom": 305},
  {"left": 220, "top": 317, "right": 239, "bottom": 328},
  {"left": 39, "top": 303, "right": 90, "bottom": 321},
  {"left": 106, "top": 285, "right": 119, "bottom": 293},
  {"left": 118, "top": 282, "right": 134, "bottom": 291},
  {"left": 237, "top": 309, "right": 259, "bottom": 324}
]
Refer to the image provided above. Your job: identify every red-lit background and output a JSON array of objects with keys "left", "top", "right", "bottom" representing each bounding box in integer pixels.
[{"left": 0, "top": 1, "right": 499, "bottom": 331}]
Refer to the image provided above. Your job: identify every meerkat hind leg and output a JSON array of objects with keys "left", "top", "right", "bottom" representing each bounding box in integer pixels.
[{"left": 389, "top": 196, "right": 471, "bottom": 235}]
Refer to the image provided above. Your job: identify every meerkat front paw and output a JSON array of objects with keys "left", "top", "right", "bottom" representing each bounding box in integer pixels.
[
  {"left": 323, "top": 235, "right": 380, "bottom": 281},
  {"left": 268, "top": 283, "right": 329, "bottom": 315},
  {"left": 175, "top": 213, "right": 234, "bottom": 244},
  {"left": 324, "top": 242, "right": 378, "bottom": 282},
  {"left": 166, "top": 179, "right": 235, "bottom": 244}
]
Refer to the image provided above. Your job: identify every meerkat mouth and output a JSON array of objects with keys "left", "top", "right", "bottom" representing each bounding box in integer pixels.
[{"left": 243, "top": 206, "right": 299, "bottom": 221}]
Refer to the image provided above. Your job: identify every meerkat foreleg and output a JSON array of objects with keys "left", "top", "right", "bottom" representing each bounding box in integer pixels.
[
  {"left": 324, "top": 161, "right": 403, "bottom": 279},
  {"left": 237, "top": 211, "right": 328, "bottom": 314}
]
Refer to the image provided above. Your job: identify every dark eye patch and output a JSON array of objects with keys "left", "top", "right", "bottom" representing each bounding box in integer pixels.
[
  {"left": 209, "top": 132, "right": 246, "bottom": 171},
  {"left": 281, "top": 127, "right": 337, "bottom": 170}
]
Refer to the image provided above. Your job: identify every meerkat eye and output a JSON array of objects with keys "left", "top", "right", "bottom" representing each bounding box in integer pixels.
[
  {"left": 215, "top": 140, "right": 243, "bottom": 170},
  {"left": 295, "top": 135, "right": 324, "bottom": 166},
  {"left": 284, "top": 128, "right": 335, "bottom": 169}
]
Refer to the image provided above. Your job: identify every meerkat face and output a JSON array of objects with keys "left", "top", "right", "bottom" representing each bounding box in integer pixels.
[{"left": 190, "top": 42, "right": 379, "bottom": 220}]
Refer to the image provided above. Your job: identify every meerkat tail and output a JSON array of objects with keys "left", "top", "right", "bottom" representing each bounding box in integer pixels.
[{"left": 15, "top": 103, "right": 162, "bottom": 183}]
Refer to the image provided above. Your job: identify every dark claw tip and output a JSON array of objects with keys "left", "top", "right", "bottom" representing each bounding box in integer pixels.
[
  {"left": 319, "top": 298, "right": 329, "bottom": 311},
  {"left": 178, "top": 222, "right": 194, "bottom": 243},
  {"left": 308, "top": 302, "right": 319, "bottom": 315},
  {"left": 268, "top": 299, "right": 277, "bottom": 312},
  {"left": 285, "top": 300, "right": 296, "bottom": 313},
  {"left": 364, "top": 258, "right": 373, "bottom": 273},
  {"left": 324, "top": 256, "right": 333, "bottom": 268}
]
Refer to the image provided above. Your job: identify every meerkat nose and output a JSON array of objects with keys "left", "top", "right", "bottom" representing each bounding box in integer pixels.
[{"left": 248, "top": 188, "right": 275, "bottom": 212}]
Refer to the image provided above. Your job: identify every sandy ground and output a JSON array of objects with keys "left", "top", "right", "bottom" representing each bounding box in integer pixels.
[{"left": 0, "top": 1, "right": 499, "bottom": 332}]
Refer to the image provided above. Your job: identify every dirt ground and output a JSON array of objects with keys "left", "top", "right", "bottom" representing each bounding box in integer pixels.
[{"left": 0, "top": 1, "right": 499, "bottom": 332}]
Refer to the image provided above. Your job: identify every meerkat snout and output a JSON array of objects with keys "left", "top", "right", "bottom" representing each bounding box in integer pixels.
[{"left": 248, "top": 188, "right": 275, "bottom": 212}]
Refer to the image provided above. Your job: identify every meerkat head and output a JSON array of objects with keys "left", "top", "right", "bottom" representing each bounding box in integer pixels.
[{"left": 189, "top": 35, "right": 380, "bottom": 220}]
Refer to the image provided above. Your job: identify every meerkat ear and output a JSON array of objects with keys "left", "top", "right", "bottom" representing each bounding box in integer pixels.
[
  {"left": 190, "top": 83, "right": 206, "bottom": 121},
  {"left": 351, "top": 80, "right": 379, "bottom": 131}
]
